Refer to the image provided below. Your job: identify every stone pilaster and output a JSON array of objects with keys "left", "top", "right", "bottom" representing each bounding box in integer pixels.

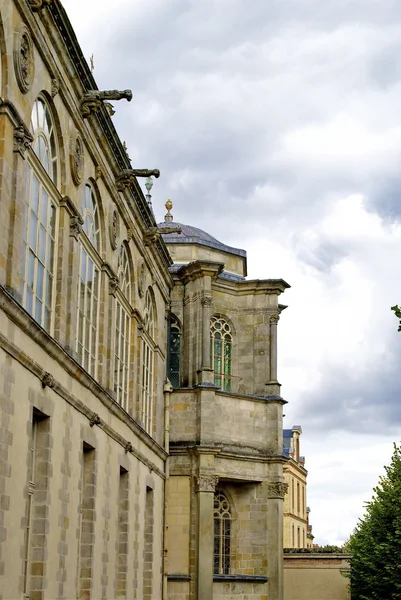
[
  {"left": 195, "top": 474, "right": 218, "bottom": 600},
  {"left": 269, "top": 315, "right": 279, "bottom": 382},
  {"left": 266, "top": 480, "right": 288, "bottom": 600}
]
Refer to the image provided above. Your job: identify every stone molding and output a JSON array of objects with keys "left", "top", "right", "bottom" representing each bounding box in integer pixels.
[
  {"left": 13, "top": 23, "right": 35, "bottom": 93},
  {"left": 195, "top": 475, "right": 219, "bottom": 493},
  {"left": 109, "top": 209, "right": 119, "bottom": 250},
  {"left": 267, "top": 481, "right": 288, "bottom": 499},
  {"left": 13, "top": 124, "right": 33, "bottom": 157},
  {"left": 29, "top": 0, "right": 53, "bottom": 10},
  {"left": 0, "top": 285, "right": 167, "bottom": 471},
  {"left": 69, "top": 214, "right": 84, "bottom": 239},
  {"left": 70, "top": 133, "right": 84, "bottom": 186}
]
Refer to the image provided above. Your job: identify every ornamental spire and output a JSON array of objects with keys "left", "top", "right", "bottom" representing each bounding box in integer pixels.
[{"left": 164, "top": 199, "right": 173, "bottom": 222}]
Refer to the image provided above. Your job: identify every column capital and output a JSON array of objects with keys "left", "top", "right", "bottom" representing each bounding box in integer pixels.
[
  {"left": 195, "top": 475, "right": 218, "bottom": 493},
  {"left": 269, "top": 314, "right": 280, "bottom": 325},
  {"left": 266, "top": 481, "right": 288, "bottom": 499}
]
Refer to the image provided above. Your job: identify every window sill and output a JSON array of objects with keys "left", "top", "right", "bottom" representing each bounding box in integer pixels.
[{"left": 213, "top": 574, "right": 268, "bottom": 583}]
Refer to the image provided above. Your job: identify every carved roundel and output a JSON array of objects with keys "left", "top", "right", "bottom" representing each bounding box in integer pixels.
[
  {"left": 109, "top": 209, "right": 120, "bottom": 251},
  {"left": 13, "top": 24, "right": 35, "bottom": 94},
  {"left": 70, "top": 134, "right": 84, "bottom": 186},
  {"left": 138, "top": 262, "right": 145, "bottom": 298}
]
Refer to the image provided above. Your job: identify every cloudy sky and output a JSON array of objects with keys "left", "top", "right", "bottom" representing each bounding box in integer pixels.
[{"left": 63, "top": 0, "right": 401, "bottom": 545}]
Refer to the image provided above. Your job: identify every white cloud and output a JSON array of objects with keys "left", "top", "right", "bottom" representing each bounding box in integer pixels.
[{"left": 63, "top": 0, "right": 401, "bottom": 545}]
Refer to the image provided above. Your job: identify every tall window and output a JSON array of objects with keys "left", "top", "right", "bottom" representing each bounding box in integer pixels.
[
  {"left": 114, "top": 245, "right": 131, "bottom": 410},
  {"left": 141, "top": 291, "right": 155, "bottom": 434},
  {"left": 22, "top": 98, "right": 58, "bottom": 331},
  {"left": 210, "top": 316, "right": 232, "bottom": 391},
  {"left": 167, "top": 316, "right": 180, "bottom": 388},
  {"left": 214, "top": 492, "right": 232, "bottom": 575},
  {"left": 76, "top": 184, "right": 100, "bottom": 377}
]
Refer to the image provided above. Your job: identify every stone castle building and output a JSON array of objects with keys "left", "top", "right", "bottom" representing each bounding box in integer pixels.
[
  {"left": 0, "top": 1, "right": 290, "bottom": 599},
  {"left": 283, "top": 426, "right": 314, "bottom": 549}
]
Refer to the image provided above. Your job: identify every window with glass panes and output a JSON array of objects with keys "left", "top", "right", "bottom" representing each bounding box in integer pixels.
[
  {"left": 22, "top": 98, "right": 58, "bottom": 331},
  {"left": 210, "top": 316, "right": 232, "bottom": 391},
  {"left": 114, "top": 245, "right": 131, "bottom": 410},
  {"left": 214, "top": 492, "right": 232, "bottom": 575},
  {"left": 76, "top": 185, "right": 100, "bottom": 377},
  {"left": 167, "top": 316, "right": 180, "bottom": 388},
  {"left": 141, "top": 291, "right": 155, "bottom": 434}
]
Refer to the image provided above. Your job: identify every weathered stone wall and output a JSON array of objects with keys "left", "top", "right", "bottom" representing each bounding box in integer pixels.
[{"left": 283, "top": 554, "right": 350, "bottom": 600}]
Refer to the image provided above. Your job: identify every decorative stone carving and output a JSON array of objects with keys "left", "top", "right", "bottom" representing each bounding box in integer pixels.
[
  {"left": 42, "top": 372, "right": 56, "bottom": 389},
  {"left": 125, "top": 442, "right": 133, "bottom": 454},
  {"left": 109, "top": 275, "right": 119, "bottom": 296},
  {"left": 29, "top": 0, "right": 53, "bottom": 10},
  {"left": 14, "top": 24, "right": 34, "bottom": 94},
  {"left": 267, "top": 481, "right": 288, "bottom": 499},
  {"left": 109, "top": 209, "right": 119, "bottom": 251},
  {"left": 89, "top": 413, "right": 101, "bottom": 427},
  {"left": 116, "top": 169, "right": 160, "bottom": 192},
  {"left": 201, "top": 295, "right": 212, "bottom": 307},
  {"left": 70, "top": 134, "right": 84, "bottom": 186},
  {"left": 95, "top": 166, "right": 102, "bottom": 180},
  {"left": 269, "top": 314, "right": 280, "bottom": 325},
  {"left": 70, "top": 214, "right": 84, "bottom": 239},
  {"left": 13, "top": 124, "right": 33, "bottom": 158},
  {"left": 127, "top": 228, "right": 134, "bottom": 242},
  {"left": 80, "top": 89, "right": 132, "bottom": 118},
  {"left": 196, "top": 475, "right": 219, "bottom": 493},
  {"left": 143, "top": 228, "right": 159, "bottom": 246},
  {"left": 51, "top": 77, "right": 59, "bottom": 97},
  {"left": 137, "top": 262, "right": 145, "bottom": 298}
]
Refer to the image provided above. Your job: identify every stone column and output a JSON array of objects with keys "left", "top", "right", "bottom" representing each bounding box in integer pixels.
[
  {"left": 266, "top": 481, "right": 288, "bottom": 600},
  {"left": 196, "top": 474, "right": 218, "bottom": 600},
  {"left": 201, "top": 294, "right": 212, "bottom": 370},
  {"left": 269, "top": 315, "right": 279, "bottom": 382}
]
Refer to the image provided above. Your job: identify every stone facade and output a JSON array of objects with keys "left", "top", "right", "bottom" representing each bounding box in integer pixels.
[
  {"left": 0, "top": 2, "right": 290, "bottom": 599},
  {"left": 283, "top": 426, "right": 313, "bottom": 549}
]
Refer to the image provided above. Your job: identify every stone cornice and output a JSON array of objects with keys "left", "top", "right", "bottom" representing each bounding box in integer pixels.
[
  {"left": 177, "top": 260, "right": 224, "bottom": 284},
  {"left": 170, "top": 444, "right": 288, "bottom": 468},
  {"left": 213, "top": 277, "right": 291, "bottom": 296},
  {"left": 0, "top": 285, "right": 167, "bottom": 468}
]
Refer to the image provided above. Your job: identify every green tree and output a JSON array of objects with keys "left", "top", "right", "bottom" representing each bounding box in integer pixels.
[
  {"left": 349, "top": 443, "right": 401, "bottom": 600},
  {"left": 391, "top": 305, "right": 401, "bottom": 331}
]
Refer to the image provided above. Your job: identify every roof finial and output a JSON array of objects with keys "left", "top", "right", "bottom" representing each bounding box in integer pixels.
[{"left": 164, "top": 199, "right": 173, "bottom": 222}]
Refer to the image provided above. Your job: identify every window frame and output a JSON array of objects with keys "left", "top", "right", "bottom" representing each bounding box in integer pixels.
[
  {"left": 213, "top": 491, "right": 232, "bottom": 575},
  {"left": 114, "top": 244, "right": 132, "bottom": 411},
  {"left": 140, "top": 290, "right": 156, "bottom": 434},
  {"left": 75, "top": 183, "right": 102, "bottom": 378},
  {"left": 210, "top": 315, "right": 233, "bottom": 392},
  {"left": 22, "top": 97, "right": 60, "bottom": 333}
]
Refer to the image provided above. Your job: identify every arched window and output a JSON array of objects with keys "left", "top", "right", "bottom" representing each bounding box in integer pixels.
[
  {"left": 76, "top": 184, "right": 101, "bottom": 376},
  {"left": 30, "top": 97, "right": 58, "bottom": 184},
  {"left": 141, "top": 291, "right": 155, "bottom": 434},
  {"left": 210, "top": 316, "right": 232, "bottom": 392},
  {"left": 167, "top": 315, "right": 180, "bottom": 388},
  {"left": 114, "top": 244, "right": 131, "bottom": 410},
  {"left": 22, "top": 97, "right": 58, "bottom": 331},
  {"left": 214, "top": 492, "right": 232, "bottom": 575}
]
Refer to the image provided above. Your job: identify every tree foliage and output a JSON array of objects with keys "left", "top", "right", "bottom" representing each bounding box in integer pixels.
[
  {"left": 348, "top": 443, "right": 401, "bottom": 600},
  {"left": 391, "top": 305, "right": 401, "bottom": 332}
]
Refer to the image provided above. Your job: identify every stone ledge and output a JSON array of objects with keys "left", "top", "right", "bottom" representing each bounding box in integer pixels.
[
  {"left": 167, "top": 574, "right": 191, "bottom": 581},
  {"left": 213, "top": 574, "right": 268, "bottom": 583}
]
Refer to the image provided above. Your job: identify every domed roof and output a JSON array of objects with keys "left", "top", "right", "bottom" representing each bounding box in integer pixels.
[{"left": 157, "top": 201, "right": 246, "bottom": 258}]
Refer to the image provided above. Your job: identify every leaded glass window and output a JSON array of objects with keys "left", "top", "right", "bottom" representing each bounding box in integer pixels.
[
  {"left": 167, "top": 316, "right": 180, "bottom": 388},
  {"left": 210, "top": 316, "right": 232, "bottom": 391},
  {"left": 141, "top": 291, "right": 155, "bottom": 434},
  {"left": 114, "top": 245, "right": 131, "bottom": 410},
  {"left": 214, "top": 492, "right": 232, "bottom": 575},
  {"left": 22, "top": 98, "right": 58, "bottom": 331},
  {"left": 76, "top": 185, "right": 101, "bottom": 377}
]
